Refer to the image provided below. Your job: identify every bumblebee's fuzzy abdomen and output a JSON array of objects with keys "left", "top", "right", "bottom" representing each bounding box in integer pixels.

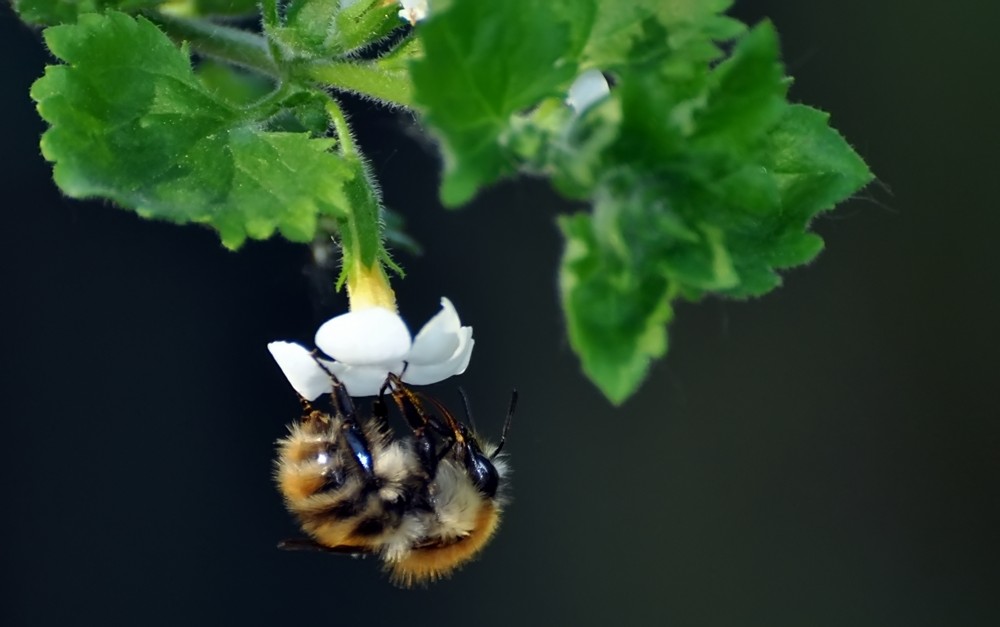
[
  {"left": 276, "top": 425, "right": 351, "bottom": 503},
  {"left": 276, "top": 413, "right": 427, "bottom": 551}
]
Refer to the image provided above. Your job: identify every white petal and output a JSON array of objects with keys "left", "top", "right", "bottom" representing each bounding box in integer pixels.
[
  {"left": 267, "top": 341, "right": 333, "bottom": 401},
  {"left": 398, "top": 0, "right": 428, "bottom": 24},
  {"left": 452, "top": 330, "right": 474, "bottom": 375},
  {"left": 566, "top": 69, "right": 610, "bottom": 113},
  {"left": 332, "top": 362, "right": 406, "bottom": 397},
  {"left": 314, "top": 307, "right": 412, "bottom": 366},
  {"left": 406, "top": 297, "right": 463, "bottom": 366},
  {"left": 402, "top": 329, "right": 474, "bottom": 386}
]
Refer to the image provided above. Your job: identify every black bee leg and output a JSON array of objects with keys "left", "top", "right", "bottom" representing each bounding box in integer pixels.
[
  {"left": 383, "top": 374, "right": 453, "bottom": 438},
  {"left": 380, "top": 374, "right": 451, "bottom": 478},
  {"left": 277, "top": 538, "right": 372, "bottom": 556},
  {"left": 372, "top": 392, "right": 390, "bottom": 430},
  {"left": 309, "top": 354, "right": 377, "bottom": 480},
  {"left": 417, "top": 386, "right": 505, "bottom": 498}
]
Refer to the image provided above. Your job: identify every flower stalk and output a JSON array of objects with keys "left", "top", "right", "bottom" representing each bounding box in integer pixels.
[
  {"left": 323, "top": 97, "right": 397, "bottom": 312},
  {"left": 346, "top": 262, "right": 397, "bottom": 312}
]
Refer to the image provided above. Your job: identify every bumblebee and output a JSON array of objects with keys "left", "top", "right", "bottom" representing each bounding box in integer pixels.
[{"left": 275, "top": 369, "right": 514, "bottom": 586}]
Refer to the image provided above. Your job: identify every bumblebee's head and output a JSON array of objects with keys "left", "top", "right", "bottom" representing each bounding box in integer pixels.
[
  {"left": 461, "top": 429, "right": 501, "bottom": 498},
  {"left": 457, "top": 389, "right": 516, "bottom": 499}
]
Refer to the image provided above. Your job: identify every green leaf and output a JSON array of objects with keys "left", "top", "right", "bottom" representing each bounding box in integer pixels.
[
  {"left": 32, "top": 12, "right": 353, "bottom": 248},
  {"left": 548, "top": 17, "right": 870, "bottom": 402},
  {"left": 691, "top": 22, "right": 788, "bottom": 153},
  {"left": 582, "top": 0, "right": 743, "bottom": 69},
  {"left": 332, "top": 0, "right": 401, "bottom": 53},
  {"left": 13, "top": 0, "right": 160, "bottom": 26},
  {"left": 270, "top": 0, "right": 340, "bottom": 57},
  {"left": 195, "top": 60, "right": 274, "bottom": 106},
  {"left": 559, "top": 212, "right": 674, "bottom": 405},
  {"left": 410, "top": 0, "right": 593, "bottom": 206},
  {"left": 269, "top": 0, "right": 400, "bottom": 59},
  {"left": 719, "top": 104, "right": 874, "bottom": 297},
  {"left": 762, "top": 104, "right": 874, "bottom": 220}
]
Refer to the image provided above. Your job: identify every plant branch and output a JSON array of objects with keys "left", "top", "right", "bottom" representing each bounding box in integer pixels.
[{"left": 146, "top": 12, "right": 279, "bottom": 78}]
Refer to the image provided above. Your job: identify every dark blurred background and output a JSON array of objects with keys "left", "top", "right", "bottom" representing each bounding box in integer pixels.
[{"left": 1, "top": 1, "right": 997, "bottom": 625}]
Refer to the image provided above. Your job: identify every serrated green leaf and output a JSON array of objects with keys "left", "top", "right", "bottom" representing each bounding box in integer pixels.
[
  {"left": 692, "top": 22, "right": 787, "bottom": 153},
  {"left": 717, "top": 104, "right": 873, "bottom": 297},
  {"left": 410, "top": 0, "right": 592, "bottom": 206},
  {"left": 546, "top": 16, "right": 871, "bottom": 402},
  {"left": 762, "top": 104, "right": 874, "bottom": 219},
  {"left": 583, "top": 0, "right": 743, "bottom": 69},
  {"left": 333, "top": 0, "right": 400, "bottom": 52},
  {"left": 32, "top": 12, "right": 353, "bottom": 248},
  {"left": 269, "top": 0, "right": 400, "bottom": 59},
  {"left": 272, "top": 0, "right": 340, "bottom": 56},
  {"left": 559, "top": 212, "right": 673, "bottom": 405}
]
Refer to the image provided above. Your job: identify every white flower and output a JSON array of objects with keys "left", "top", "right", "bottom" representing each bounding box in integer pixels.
[
  {"left": 566, "top": 69, "right": 610, "bottom": 114},
  {"left": 398, "top": 0, "right": 428, "bottom": 25},
  {"left": 268, "top": 297, "right": 474, "bottom": 399}
]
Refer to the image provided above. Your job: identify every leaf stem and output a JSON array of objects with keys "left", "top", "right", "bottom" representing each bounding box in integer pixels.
[
  {"left": 260, "top": 0, "right": 279, "bottom": 29},
  {"left": 258, "top": 0, "right": 286, "bottom": 66},
  {"left": 299, "top": 61, "right": 414, "bottom": 108},
  {"left": 324, "top": 97, "right": 358, "bottom": 157},
  {"left": 146, "top": 12, "right": 279, "bottom": 78}
]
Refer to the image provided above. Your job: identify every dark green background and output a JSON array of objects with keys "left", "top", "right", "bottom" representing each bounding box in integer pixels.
[{"left": 1, "top": 1, "right": 997, "bottom": 625}]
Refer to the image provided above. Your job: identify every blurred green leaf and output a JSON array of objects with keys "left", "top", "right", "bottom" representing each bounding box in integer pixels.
[
  {"left": 559, "top": 210, "right": 674, "bottom": 404},
  {"left": 553, "top": 21, "right": 871, "bottom": 402},
  {"left": 180, "top": 0, "right": 260, "bottom": 17},
  {"left": 13, "top": 0, "right": 160, "bottom": 26},
  {"left": 410, "top": 0, "right": 593, "bottom": 206},
  {"left": 583, "top": 0, "right": 743, "bottom": 69}
]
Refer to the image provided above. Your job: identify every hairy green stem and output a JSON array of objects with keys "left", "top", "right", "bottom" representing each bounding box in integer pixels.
[
  {"left": 300, "top": 61, "right": 414, "bottom": 109},
  {"left": 260, "top": 0, "right": 279, "bottom": 29},
  {"left": 324, "top": 97, "right": 358, "bottom": 157},
  {"left": 147, "top": 12, "right": 279, "bottom": 77},
  {"left": 322, "top": 96, "right": 392, "bottom": 302},
  {"left": 258, "top": 0, "right": 286, "bottom": 65}
]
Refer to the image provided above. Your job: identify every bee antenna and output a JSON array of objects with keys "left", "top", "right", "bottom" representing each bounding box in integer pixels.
[
  {"left": 458, "top": 386, "right": 478, "bottom": 432},
  {"left": 491, "top": 389, "right": 517, "bottom": 459}
]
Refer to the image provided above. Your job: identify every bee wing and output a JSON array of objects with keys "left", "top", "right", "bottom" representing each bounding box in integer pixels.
[{"left": 277, "top": 537, "right": 372, "bottom": 557}]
